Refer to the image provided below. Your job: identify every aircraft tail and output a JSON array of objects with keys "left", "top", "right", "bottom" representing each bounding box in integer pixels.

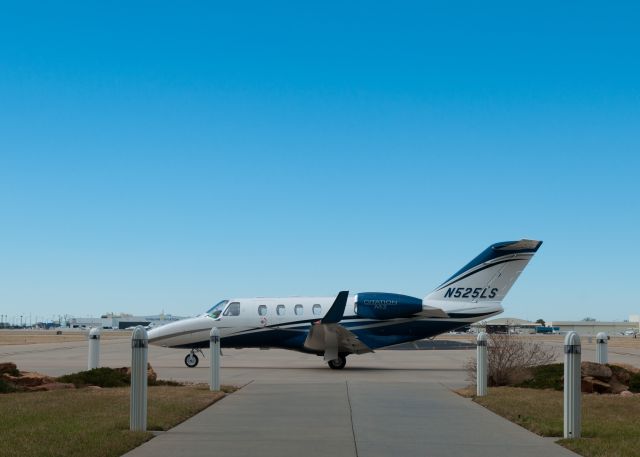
[{"left": 423, "top": 239, "right": 542, "bottom": 310}]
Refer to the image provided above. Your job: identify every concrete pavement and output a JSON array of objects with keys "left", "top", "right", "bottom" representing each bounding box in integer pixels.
[{"left": 122, "top": 380, "right": 579, "bottom": 457}]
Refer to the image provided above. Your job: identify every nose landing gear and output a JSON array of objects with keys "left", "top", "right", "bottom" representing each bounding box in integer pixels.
[{"left": 184, "top": 348, "right": 204, "bottom": 368}]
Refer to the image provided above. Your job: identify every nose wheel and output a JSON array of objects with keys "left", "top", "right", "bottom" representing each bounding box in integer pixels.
[{"left": 184, "top": 349, "right": 204, "bottom": 368}]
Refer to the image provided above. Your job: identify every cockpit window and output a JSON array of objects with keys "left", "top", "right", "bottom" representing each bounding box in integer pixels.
[
  {"left": 206, "top": 300, "right": 228, "bottom": 319},
  {"left": 223, "top": 302, "right": 241, "bottom": 317}
]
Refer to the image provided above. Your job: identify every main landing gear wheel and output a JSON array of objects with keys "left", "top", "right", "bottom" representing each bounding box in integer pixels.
[
  {"left": 328, "top": 355, "right": 347, "bottom": 370},
  {"left": 185, "top": 352, "right": 199, "bottom": 368}
]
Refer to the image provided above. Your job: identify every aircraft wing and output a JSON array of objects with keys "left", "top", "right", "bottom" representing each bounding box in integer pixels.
[
  {"left": 305, "top": 323, "right": 374, "bottom": 360},
  {"left": 303, "top": 291, "right": 373, "bottom": 361}
]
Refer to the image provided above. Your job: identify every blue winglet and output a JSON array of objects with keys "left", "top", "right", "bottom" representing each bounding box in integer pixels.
[{"left": 321, "top": 291, "right": 349, "bottom": 324}]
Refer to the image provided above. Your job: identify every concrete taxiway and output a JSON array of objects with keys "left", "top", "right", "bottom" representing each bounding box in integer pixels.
[
  {"left": 0, "top": 335, "right": 608, "bottom": 456},
  {"left": 122, "top": 380, "right": 582, "bottom": 457}
]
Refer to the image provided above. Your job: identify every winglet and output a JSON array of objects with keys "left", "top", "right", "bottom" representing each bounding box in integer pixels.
[{"left": 321, "top": 291, "right": 349, "bottom": 324}]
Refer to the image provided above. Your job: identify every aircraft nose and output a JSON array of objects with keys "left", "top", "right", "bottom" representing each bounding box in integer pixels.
[
  {"left": 147, "top": 326, "right": 160, "bottom": 340},
  {"left": 147, "top": 321, "right": 178, "bottom": 345}
]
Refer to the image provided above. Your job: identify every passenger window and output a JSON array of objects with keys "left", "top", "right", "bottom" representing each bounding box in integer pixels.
[
  {"left": 312, "top": 304, "right": 322, "bottom": 316},
  {"left": 223, "top": 302, "right": 241, "bottom": 317},
  {"left": 258, "top": 305, "right": 267, "bottom": 316},
  {"left": 294, "top": 304, "right": 303, "bottom": 316},
  {"left": 277, "top": 304, "right": 285, "bottom": 316}
]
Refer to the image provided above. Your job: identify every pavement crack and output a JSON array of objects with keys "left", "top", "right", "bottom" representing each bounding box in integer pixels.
[{"left": 346, "top": 380, "right": 359, "bottom": 457}]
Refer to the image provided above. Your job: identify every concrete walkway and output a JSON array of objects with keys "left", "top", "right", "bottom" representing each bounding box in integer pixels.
[{"left": 122, "top": 381, "right": 578, "bottom": 457}]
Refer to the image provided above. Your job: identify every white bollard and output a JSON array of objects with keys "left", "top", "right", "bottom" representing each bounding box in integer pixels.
[
  {"left": 596, "top": 332, "right": 608, "bottom": 364},
  {"left": 130, "top": 326, "right": 148, "bottom": 432},
  {"left": 476, "top": 332, "right": 488, "bottom": 397},
  {"left": 88, "top": 327, "right": 101, "bottom": 370},
  {"left": 210, "top": 327, "right": 221, "bottom": 391},
  {"left": 564, "top": 331, "right": 581, "bottom": 439}
]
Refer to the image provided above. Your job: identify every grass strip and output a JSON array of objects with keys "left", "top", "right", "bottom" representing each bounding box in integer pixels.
[
  {"left": 471, "top": 387, "right": 640, "bottom": 457},
  {"left": 0, "top": 385, "right": 227, "bottom": 457}
]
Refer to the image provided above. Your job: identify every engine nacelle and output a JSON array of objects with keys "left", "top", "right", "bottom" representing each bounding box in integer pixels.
[{"left": 354, "top": 292, "right": 423, "bottom": 320}]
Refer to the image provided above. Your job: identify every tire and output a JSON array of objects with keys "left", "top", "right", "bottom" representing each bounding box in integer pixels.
[
  {"left": 327, "top": 355, "right": 347, "bottom": 370},
  {"left": 185, "top": 353, "right": 199, "bottom": 368}
]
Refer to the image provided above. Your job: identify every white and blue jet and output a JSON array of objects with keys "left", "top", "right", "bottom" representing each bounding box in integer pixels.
[{"left": 148, "top": 239, "right": 542, "bottom": 369}]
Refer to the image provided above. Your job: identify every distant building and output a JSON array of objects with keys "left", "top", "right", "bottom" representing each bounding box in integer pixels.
[
  {"left": 68, "top": 317, "right": 102, "bottom": 328},
  {"left": 68, "top": 312, "right": 186, "bottom": 329},
  {"left": 548, "top": 321, "right": 639, "bottom": 336},
  {"left": 472, "top": 317, "right": 538, "bottom": 333},
  {"left": 472, "top": 317, "right": 640, "bottom": 337}
]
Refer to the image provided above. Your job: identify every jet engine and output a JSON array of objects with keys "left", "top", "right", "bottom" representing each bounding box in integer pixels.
[{"left": 354, "top": 292, "right": 423, "bottom": 320}]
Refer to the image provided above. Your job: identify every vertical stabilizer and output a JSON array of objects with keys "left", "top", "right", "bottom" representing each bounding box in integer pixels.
[{"left": 423, "top": 240, "right": 542, "bottom": 310}]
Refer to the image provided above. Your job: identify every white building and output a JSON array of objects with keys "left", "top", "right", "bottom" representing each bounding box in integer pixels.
[
  {"left": 472, "top": 317, "right": 640, "bottom": 336},
  {"left": 69, "top": 312, "right": 185, "bottom": 329},
  {"left": 547, "top": 321, "right": 639, "bottom": 336}
]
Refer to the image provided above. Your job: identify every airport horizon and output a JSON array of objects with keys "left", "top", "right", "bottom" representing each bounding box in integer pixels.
[{"left": 3, "top": 311, "right": 640, "bottom": 333}]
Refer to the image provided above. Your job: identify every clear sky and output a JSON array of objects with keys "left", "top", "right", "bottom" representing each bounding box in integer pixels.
[{"left": 1, "top": 1, "right": 639, "bottom": 323}]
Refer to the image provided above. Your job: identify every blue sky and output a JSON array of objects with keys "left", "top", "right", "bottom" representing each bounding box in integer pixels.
[{"left": 1, "top": 1, "right": 639, "bottom": 323}]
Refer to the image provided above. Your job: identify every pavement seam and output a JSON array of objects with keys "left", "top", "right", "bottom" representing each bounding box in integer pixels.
[{"left": 345, "top": 380, "right": 359, "bottom": 457}]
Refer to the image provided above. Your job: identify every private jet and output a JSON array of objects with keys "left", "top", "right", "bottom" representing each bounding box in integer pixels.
[{"left": 148, "top": 239, "right": 542, "bottom": 369}]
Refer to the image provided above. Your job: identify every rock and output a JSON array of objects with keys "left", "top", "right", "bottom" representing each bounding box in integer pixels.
[
  {"left": 581, "top": 377, "right": 594, "bottom": 393},
  {"left": 27, "top": 382, "right": 75, "bottom": 392},
  {"left": 147, "top": 363, "right": 157, "bottom": 384},
  {"left": 591, "top": 379, "right": 611, "bottom": 394},
  {"left": 24, "top": 385, "right": 48, "bottom": 392},
  {"left": 581, "top": 376, "right": 611, "bottom": 394},
  {"left": 8, "top": 372, "right": 56, "bottom": 388},
  {"left": 609, "top": 365, "right": 632, "bottom": 384},
  {"left": 581, "top": 361, "right": 612, "bottom": 381},
  {"left": 620, "top": 390, "right": 634, "bottom": 397},
  {"left": 0, "top": 362, "right": 18, "bottom": 376},
  {"left": 615, "top": 363, "right": 640, "bottom": 375},
  {"left": 117, "top": 363, "right": 157, "bottom": 384},
  {"left": 609, "top": 378, "right": 629, "bottom": 394}
]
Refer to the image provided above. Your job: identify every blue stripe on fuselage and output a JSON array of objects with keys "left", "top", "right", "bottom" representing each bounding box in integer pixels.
[{"left": 171, "top": 318, "right": 476, "bottom": 352}]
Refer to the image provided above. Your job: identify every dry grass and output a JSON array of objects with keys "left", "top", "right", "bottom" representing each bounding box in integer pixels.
[
  {"left": 0, "top": 329, "right": 131, "bottom": 345},
  {"left": 467, "top": 387, "right": 640, "bottom": 457},
  {"left": 0, "top": 385, "right": 227, "bottom": 457}
]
